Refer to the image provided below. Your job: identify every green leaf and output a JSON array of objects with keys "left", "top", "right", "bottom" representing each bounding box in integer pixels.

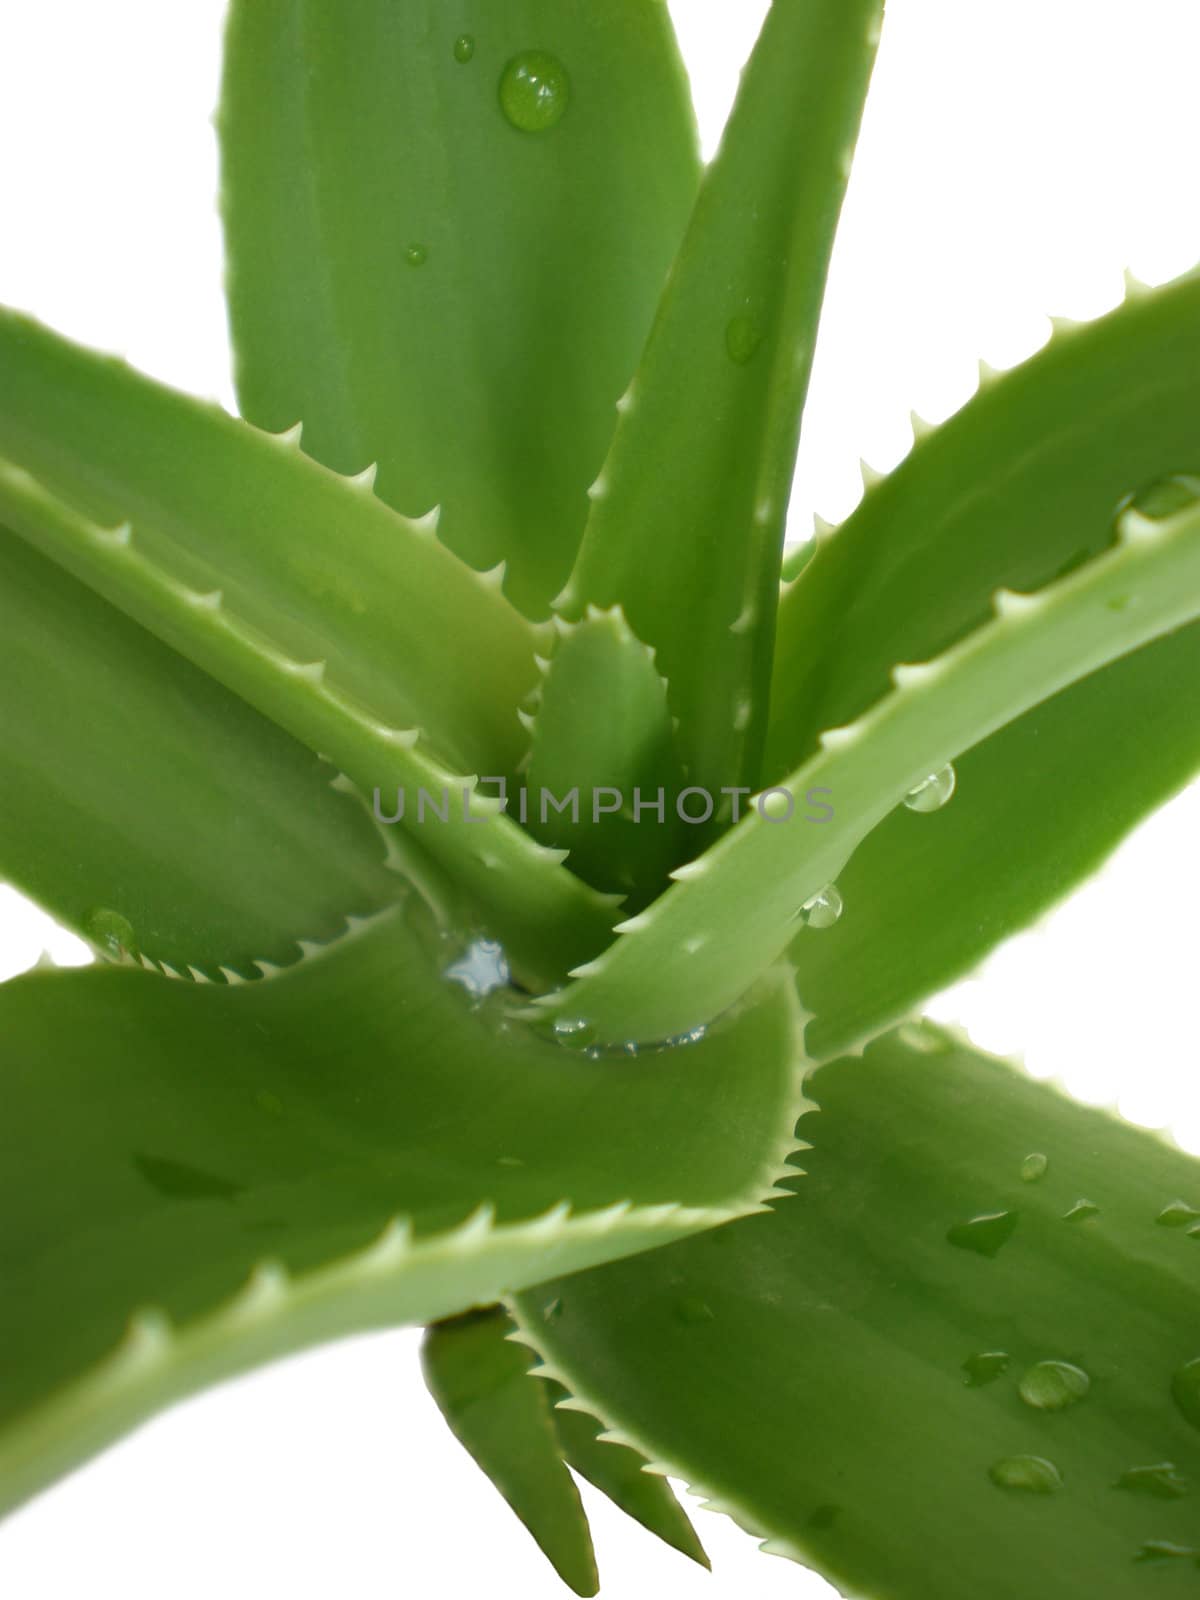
[
  {"left": 547, "top": 1379, "right": 708, "bottom": 1570},
  {"left": 795, "top": 622, "right": 1200, "bottom": 1058},
  {"left": 0, "top": 534, "right": 397, "bottom": 977},
  {"left": 525, "top": 608, "right": 683, "bottom": 903},
  {"left": 767, "top": 270, "right": 1200, "bottom": 776},
  {"left": 0, "top": 904, "right": 806, "bottom": 1515},
  {"left": 533, "top": 492, "right": 1200, "bottom": 1042},
  {"left": 516, "top": 1025, "right": 1200, "bottom": 1599},
  {"left": 0, "top": 452, "right": 617, "bottom": 992},
  {"left": 763, "top": 273, "right": 1200, "bottom": 1055},
  {"left": 219, "top": 0, "right": 700, "bottom": 617},
  {"left": 557, "top": 0, "right": 883, "bottom": 798},
  {"left": 423, "top": 1308, "right": 598, "bottom": 1596},
  {"left": 0, "top": 308, "right": 536, "bottom": 780}
]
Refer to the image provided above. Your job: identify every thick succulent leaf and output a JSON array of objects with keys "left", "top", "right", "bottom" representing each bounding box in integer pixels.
[
  {"left": 525, "top": 608, "right": 684, "bottom": 903},
  {"left": 423, "top": 1309, "right": 598, "bottom": 1596},
  {"left": 558, "top": 0, "right": 883, "bottom": 797},
  {"left": 797, "top": 622, "right": 1200, "bottom": 1058},
  {"left": 517, "top": 1026, "right": 1200, "bottom": 1599},
  {"left": 220, "top": 0, "right": 700, "bottom": 617},
  {"left": 546, "top": 1379, "right": 708, "bottom": 1570},
  {"left": 0, "top": 904, "right": 806, "bottom": 1515},
  {"left": 764, "top": 272, "right": 1200, "bottom": 1054},
  {"left": 767, "top": 268, "right": 1200, "bottom": 774},
  {"left": 0, "top": 534, "right": 397, "bottom": 977},
  {"left": 533, "top": 494, "right": 1200, "bottom": 1042},
  {"left": 0, "top": 308, "right": 536, "bottom": 780},
  {"left": 0, "top": 458, "right": 617, "bottom": 991}
]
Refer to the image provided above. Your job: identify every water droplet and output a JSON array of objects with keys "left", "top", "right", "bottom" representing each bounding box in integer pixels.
[
  {"left": 1021, "top": 1152, "right": 1049, "bottom": 1183},
  {"left": 725, "top": 314, "right": 765, "bottom": 366},
  {"left": 1156, "top": 1199, "right": 1200, "bottom": 1228},
  {"left": 896, "top": 1020, "right": 952, "bottom": 1054},
  {"left": 445, "top": 938, "right": 509, "bottom": 998},
  {"left": 903, "top": 763, "right": 957, "bottom": 813},
  {"left": 989, "top": 1455, "right": 1062, "bottom": 1493},
  {"left": 1124, "top": 473, "right": 1200, "bottom": 520},
  {"left": 84, "top": 907, "right": 138, "bottom": 962},
  {"left": 947, "top": 1210, "right": 1018, "bottom": 1258},
  {"left": 1134, "top": 1540, "right": 1197, "bottom": 1563},
  {"left": 405, "top": 243, "right": 428, "bottom": 267},
  {"left": 1019, "top": 1360, "right": 1090, "bottom": 1411},
  {"left": 1062, "top": 1199, "right": 1100, "bottom": 1222},
  {"left": 962, "top": 1351, "right": 1010, "bottom": 1387},
  {"left": 453, "top": 33, "right": 475, "bottom": 63},
  {"left": 799, "top": 883, "right": 843, "bottom": 929},
  {"left": 675, "top": 1296, "right": 715, "bottom": 1326},
  {"left": 499, "top": 50, "right": 570, "bottom": 133},
  {"left": 553, "top": 1016, "right": 597, "bottom": 1045},
  {"left": 254, "top": 1089, "right": 284, "bottom": 1118},
  {"left": 1171, "top": 1357, "right": 1200, "bottom": 1431},
  {"left": 1114, "top": 1462, "right": 1189, "bottom": 1499}
]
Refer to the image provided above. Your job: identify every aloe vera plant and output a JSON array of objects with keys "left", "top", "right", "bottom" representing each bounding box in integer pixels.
[{"left": 3, "top": 2, "right": 1200, "bottom": 1594}]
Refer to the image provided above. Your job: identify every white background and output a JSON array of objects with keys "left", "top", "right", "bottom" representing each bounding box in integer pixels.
[{"left": 2, "top": 2, "right": 1200, "bottom": 1595}]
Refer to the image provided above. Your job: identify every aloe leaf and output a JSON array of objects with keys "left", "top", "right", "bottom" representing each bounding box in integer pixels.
[
  {"left": 0, "top": 459, "right": 615, "bottom": 991},
  {"left": 423, "top": 1309, "right": 599, "bottom": 1596},
  {"left": 219, "top": 0, "right": 700, "bottom": 617},
  {"left": 534, "top": 493, "right": 1200, "bottom": 1042},
  {"left": 0, "top": 309, "right": 536, "bottom": 780},
  {"left": 767, "top": 269, "right": 1200, "bottom": 775},
  {"left": 546, "top": 1380, "right": 708, "bottom": 1570},
  {"left": 0, "top": 535, "right": 397, "bottom": 977},
  {"left": 557, "top": 0, "right": 883, "bottom": 797},
  {"left": 516, "top": 1025, "right": 1200, "bottom": 1599},
  {"left": 795, "top": 622, "right": 1200, "bottom": 1058},
  {"left": 0, "top": 905, "right": 806, "bottom": 1517},
  {"left": 525, "top": 608, "right": 683, "bottom": 902}
]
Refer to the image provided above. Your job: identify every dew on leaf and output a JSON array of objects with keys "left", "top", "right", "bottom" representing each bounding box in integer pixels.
[
  {"left": 499, "top": 51, "right": 570, "bottom": 133},
  {"left": 1062, "top": 1199, "right": 1100, "bottom": 1221},
  {"left": 453, "top": 34, "right": 475, "bottom": 63},
  {"left": 1114, "top": 1462, "right": 1189, "bottom": 1499},
  {"left": 947, "top": 1210, "right": 1018, "bottom": 1258},
  {"left": 1170, "top": 1357, "right": 1200, "bottom": 1431},
  {"left": 1134, "top": 1540, "right": 1197, "bottom": 1563},
  {"left": 1020, "top": 1152, "right": 1049, "bottom": 1183},
  {"left": 84, "top": 907, "right": 138, "bottom": 962},
  {"left": 725, "top": 314, "right": 765, "bottom": 366},
  {"left": 988, "top": 1455, "right": 1062, "bottom": 1493},
  {"left": 903, "top": 763, "right": 956, "bottom": 813},
  {"left": 798, "top": 883, "right": 842, "bottom": 929},
  {"left": 675, "top": 1296, "right": 715, "bottom": 1326},
  {"left": 962, "top": 1350, "right": 1010, "bottom": 1387},
  {"left": 405, "top": 243, "right": 428, "bottom": 267},
  {"left": 1018, "top": 1360, "right": 1090, "bottom": 1411},
  {"left": 553, "top": 1015, "right": 598, "bottom": 1046},
  {"left": 1156, "top": 1199, "right": 1200, "bottom": 1228},
  {"left": 1122, "top": 473, "right": 1200, "bottom": 520}
]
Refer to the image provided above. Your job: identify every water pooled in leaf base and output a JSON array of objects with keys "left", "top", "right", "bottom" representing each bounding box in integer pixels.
[
  {"left": 903, "top": 763, "right": 956, "bottom": 813},
  {"left": 445, "top": 938, "right": 510, "bottom": 999},
  {"left": 499, "top": 51, "right": 570, "bottom": 133},
  {"left": 988, "top": 1455, "right": 1062, "bottom": 1494}
]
